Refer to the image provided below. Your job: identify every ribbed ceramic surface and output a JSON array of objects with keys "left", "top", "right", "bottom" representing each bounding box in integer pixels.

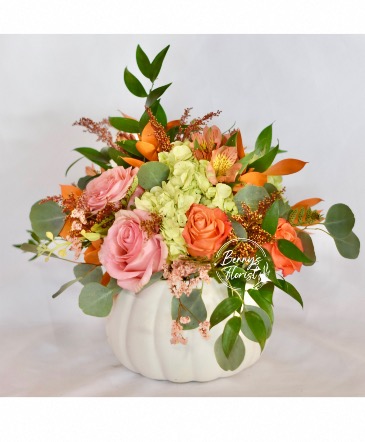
[{"left": 106, "top": 279, "right": 262, "bottom": 382}]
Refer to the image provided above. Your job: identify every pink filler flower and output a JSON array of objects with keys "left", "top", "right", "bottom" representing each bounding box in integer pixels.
[{"left": 99, "top": 209, "right": 168, "bottom": 292}]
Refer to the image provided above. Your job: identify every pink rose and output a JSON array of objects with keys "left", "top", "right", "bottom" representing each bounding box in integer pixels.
[
  {"left": 263, "top": 218, "right": 304, "bottom": 277},
  {"left": 85, "top": 166, "right": 138, "bottom": 212},
  {"left": 99, "top": 209, "right": 168, "bottom": 292}
]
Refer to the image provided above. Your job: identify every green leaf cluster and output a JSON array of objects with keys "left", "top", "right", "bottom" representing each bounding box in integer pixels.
[{"left": 324, "top": 203, "right": 360, "bottom": 259}]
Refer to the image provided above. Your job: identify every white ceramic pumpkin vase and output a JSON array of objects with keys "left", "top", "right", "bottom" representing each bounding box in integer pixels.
[{"left": 106, "top": 278, "right": 264, "bottom": 382}]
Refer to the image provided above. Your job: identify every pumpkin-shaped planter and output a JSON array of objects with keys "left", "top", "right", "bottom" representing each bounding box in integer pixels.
[{"left": 106, "top": 278, "right": 270, "bottom": 383}]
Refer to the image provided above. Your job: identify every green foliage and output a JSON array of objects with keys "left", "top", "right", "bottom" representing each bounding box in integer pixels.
[
  {"left": 150, "top": 45, "right": 170, "bottom": 82},
  {"left": 214, "top": 334, "right": 245, "bottom": 371},
  {"left": 30, "top": 201, "right": 66, "bottom": 240},
  {"left": 171, "top": 288, "right": 207, "bottom": 330},
  {"left": 74, "top": 147, "right": 111, "bottom": 169},
  {"left": 107, "top": 148, "right": 131, "bottom": 167},
  {"left": 234, "top": 185, "right": 269, "bottom": 212},
  {"left": 78, "top": 175, "right": 98, "bottom": 190},
  {"left": 297, "top": 231, "right": 316, "bottom": 266},
  {"left": 222, "top": 266, "right": 246, "bottom": 298},
  {"left": 324, "top": 203, "right": 355, "bottom": 239},
  {"left": 109, "top": 117, "right": 140, "bottom": 133},
  {"left": 136, "top": 45, "right": 152, "bottom": 79},
  {"left": 262, "top": 200, "right": 280, "bottom": 235},
  {"left": 73, "top": 264, "right": 103, "bottom": 286},
  {"left": 264, "top": 183, "right": 278, "bottom": 194},
  {"left": 146, "top": 83, "right": 172, "bottom": 107},
  {"left": 247, "top": 288, "right": 274, "bottom": 323},
  {"left": 259, "top": 282, "right": 275, "bottom": 305},
  {"left": 210, "top": 297, "right": 242, "bottom": 329},
  {"left": 334, "top": 232, "right": 360, "bottom": 259},
  {"left": 277, "top": 199, "right": 291, "bottom": 219},
  {"left": 237, "top": 151, "right": 255, "bottom": 174},
  {"left": 230, "top": 221, "right": 247, "bottom": 239},
  {"left": 116, "top": 140, "right": 143, "bottom": 159},
  {"left": 79, "top": 282, "right": 121, "bottom": 317},
  {"left": 255, "top": 124, "right": 273, "bottom": 155},
  {"left": 139, "top": 100, "right": 168, "bottom": 131},
  {"left": 222, "top": 316, "right": 242, "bottom": 358},
  {"left": 65, "top": 157, "right": 83, "bottom": 176},
  {"left": 274, "top": 279, "right": 303, "bottom": 307},
  {"left": 255, "top": 248, "right": 278, "bottom": 283},
  {"left": 243, "top": 310, "right": 267, "bottom": 350},
  {"left": 137, "top": 161, "right": 170, "bottom": 190},
  {"left": 241, "top": 305, "right": 272, "bottom": 340},
  {"left": 249, "top": 145, "right": 279, "bottom": 172},
  {"left": 225, "top": 132, "right": 238, "bottom": 147},
  {"left": 124, "top": 67, "right": 147, "bottom": 97},
  {"left": 277, "top": 239, "right": 314, "bottom": 264}
]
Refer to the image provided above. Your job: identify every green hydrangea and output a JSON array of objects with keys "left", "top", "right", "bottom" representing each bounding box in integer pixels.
[{"left": 135, "top": 143, "right": 238, "bottom": 260}]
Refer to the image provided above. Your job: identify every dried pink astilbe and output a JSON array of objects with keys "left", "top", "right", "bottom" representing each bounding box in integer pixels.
[
  {"left": 179, "top": 316, "right": 191, "bottom": 325},
  {"left": 198, "top": 321, "right": 210, "bottom": 340},
  {"left": 66, "top": 235, "right": 82, "bottom": 260},
  {"left": 170, "top": 320, "right": 187, "bottom": 345},
  {"left": 163, "top": 260, "right": 211, "bottom": 299},
  {"left": 73, "top": 117, "right": 118, "bottom": 149}
]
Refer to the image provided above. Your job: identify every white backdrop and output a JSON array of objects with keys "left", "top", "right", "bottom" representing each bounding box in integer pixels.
[{"left": 0, "top": 35, "right": 364, "bottom": 396}]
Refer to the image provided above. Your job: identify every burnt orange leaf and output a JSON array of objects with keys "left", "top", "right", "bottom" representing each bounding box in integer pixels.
[
  {"left": 60, "top": 184, "right": 82, "bottom": 199},
  {"left": 166, "top": 120, "right": 180, "bottom": 131},
  {"left": 123, "top": 157, "right": 145, "bottom": 168},
  {"left": 101, "top": 272, "right": 111, "bottom": 287},
  {"left": 84, "top": 239, "right": 102, "bottom": 266},
  {"left": 237, "top": 130, "right": 245, "bottom": 159},
  {"left": 141, "top": 121, "right": 158, "bottom": 147},
  {"left": 59, "top": 218, "right": 72, "bottom": 239},
  {"left": 136, "top": 141, "right": 158, "bottom": 161},
  {"left": 239, "top": 171, "right": 267, "bottom": 186},
  {"left": 292, "top": 198, "right": 323, "bottom": 209},
  {"left": 265, "top": 159, "right": 307, "bottom": 176}
]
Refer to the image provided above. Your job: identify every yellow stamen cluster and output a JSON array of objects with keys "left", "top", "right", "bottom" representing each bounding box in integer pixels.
[{"left": 213, "top": 154, "right": 234, "bottom": 176}]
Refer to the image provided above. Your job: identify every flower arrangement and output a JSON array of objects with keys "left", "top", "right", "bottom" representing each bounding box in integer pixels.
[{"left": 17, "top": 45, "right": 360, "bottom": 373}]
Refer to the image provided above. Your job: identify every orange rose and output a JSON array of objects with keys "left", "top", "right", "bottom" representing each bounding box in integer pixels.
[
  {"left": 182, "top": 204, "right": 232, "bottom": 259},
  {"left": 263, "top": 218, "right": 303, "bottom": 277}
]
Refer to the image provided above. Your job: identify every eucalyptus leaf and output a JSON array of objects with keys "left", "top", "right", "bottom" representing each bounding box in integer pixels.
[
  {"left": 124, "top": 68, "right": 147, "bottom": 97},
  {"left": 79, "top": 282, "right": 120, "bottom": 317},
  {"left": 324, "top": 203, "right": 355, "bottom": 239},
  {"left": 334, "top": 231, "right": 360, "bottom": 259},
  {"left": 137, "top": 162, "right": 170, "bottom": 190},
  {"left": 30, "top": 201, "right": 66, "bottom": 240},
  {"left": 234, "top": 185, "right": 269, "bottom": 212},
  {"left": 214, "top": 334, "right": 245, "bottom": 371},
  {"left": 230, "top": 221, "right": 247, "bottom": 239},
  {"left": 171, "top": 288, "right": 207, "bottom": 330},
  {"left": 52, "top": 279, "right": 79, "bottom": 298},
  {"left": 73, "top": 264, "right": 103, "bottom": 286}
]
